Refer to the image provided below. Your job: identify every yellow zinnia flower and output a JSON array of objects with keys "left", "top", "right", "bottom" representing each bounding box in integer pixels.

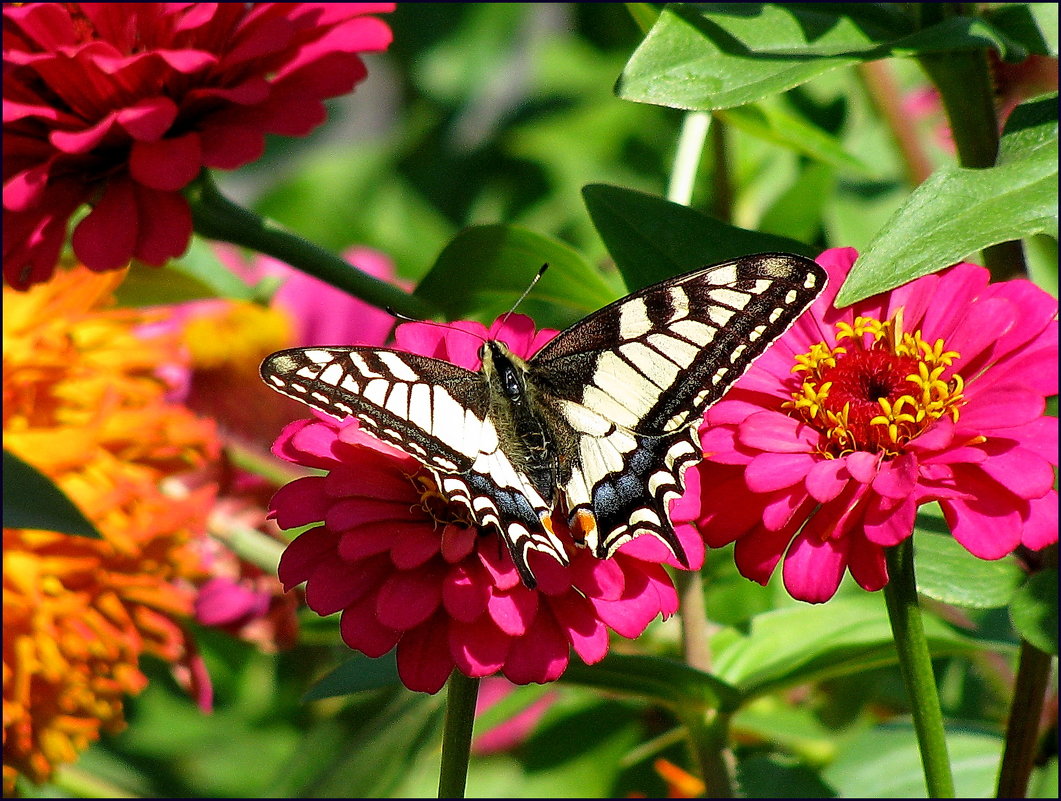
[{"left": 3, "top": 266, "right": 220, "bottom": 793}]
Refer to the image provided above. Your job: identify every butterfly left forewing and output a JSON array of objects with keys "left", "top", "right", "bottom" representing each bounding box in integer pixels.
[{"left": 530, "top": 253, "right": 827, "bottom": 561}]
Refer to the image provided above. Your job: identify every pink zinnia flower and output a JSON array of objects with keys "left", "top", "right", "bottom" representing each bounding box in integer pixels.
[
  {"left": 2, "top": 3, "right": 393, "bottom": 289},
  {"left": 697, "top": 248, "right": 1058, "bottom": 603},
  {"left": 272, "top": 315, "right": 704, "bottom": 693}
]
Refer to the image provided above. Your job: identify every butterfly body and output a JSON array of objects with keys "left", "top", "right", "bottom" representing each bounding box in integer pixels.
[{"left": 262, "top": 253, "right": 827, "bottom": 587}]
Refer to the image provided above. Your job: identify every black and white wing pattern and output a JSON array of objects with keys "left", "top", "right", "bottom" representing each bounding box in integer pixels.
[{"left": 260, "top": 252, "right": 827, "bottom": 588}]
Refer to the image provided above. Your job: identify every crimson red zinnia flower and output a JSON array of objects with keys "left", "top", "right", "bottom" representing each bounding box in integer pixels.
[
  {"left": 696, "top": 248, "right": 1058, "bottom": 603},
  {"left": 2, "top": 2, "right": 393, "bottom": 289},
  {"left": 271, "top": 314, "right": 704, "bottom": 693}
]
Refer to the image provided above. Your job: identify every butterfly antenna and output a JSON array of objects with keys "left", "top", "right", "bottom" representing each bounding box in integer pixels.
[{"left": 500, "top": 263, "right": 549, "bottom": 329}]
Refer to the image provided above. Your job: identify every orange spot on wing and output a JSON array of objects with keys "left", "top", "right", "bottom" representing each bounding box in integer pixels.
[{"left": 573, "top": 509, "right": 597, "bottom": 537}]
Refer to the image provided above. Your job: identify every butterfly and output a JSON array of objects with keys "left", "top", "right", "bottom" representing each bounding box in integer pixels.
[{"left": 261, "top": 252, "right": 827, "bottom": 588}]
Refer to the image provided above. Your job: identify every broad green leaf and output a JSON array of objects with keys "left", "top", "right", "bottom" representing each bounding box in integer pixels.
[
  {"left": 304, "top": 653, "right": 400, "bottom": 699},
  {"left": 824, "top": 722, "right": 1005, "bottom": 797},
  {"left": 116, "top": 236, "right": 256, "bottom": 306},
  {"left": 582, "top": 183, "right": 814, "bottom": 291},
  {"left": 998, "top": 92, "right": 1059, "bottom": 164},
  {"left": 1010, "top": 569, "right": 1058, "bottom": 655},
  {"left": 562, "top": 652, "right": 741, "bottom": 712},
  {"left": 413, "top": 225, "right": 615, "bottom": 328},
  {"left": 914, "top": 524, "right": 1026, "bottom": 610},
  {"left": 718, "top": 104, "right": 870, "bottom": 174},
  {"left": 3, "top": 449, "right": 102, "bottom": 539},
  {"left": 617, "top": 4, "right": 1023, "bottom": 112},
  {"left": 737, "top": 753, "right": 838, "bottom": 798},
  {"left": 984, "top": 3, "right": 1059, "bottom": 56},
  {"left": 711, "top": 594, "right": 986, "bottom": 697},
  {"left": 836, "top": 147, "right": 1058, "bottom": 305}
]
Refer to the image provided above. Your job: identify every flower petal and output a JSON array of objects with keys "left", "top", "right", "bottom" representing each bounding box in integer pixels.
[
  {"left": 806, "top": 458, "right": 848, "bottom": 503},
  {"left": 449, "top": 616, "right": 510, "bottom": 676},
  {"left": 442, "top": 562, "right": 492, "bottom": 623},
  {"left": 745, "top": 452, "right": 819, "bottom": 493},
  {"left": 872, "top": 453, "right": 919, "bottom": 500},
  {"left": 548, "top": 593, "right": 610, "bottom": 664},
  {"left": 396, "top": 615, "right": 454, "bottom": 694},
  {"left": 375, "top": 564, "right": 444, "bottom": 630},
  {"left": 340, "top": 596, "right": 400, "bottom": 658},
  {"left": 782, "top": 530, "right": 848, "bottom": 604},
  {"left": 1020, "top": 492, "right": 1058, "bottom": 551},
  {"left": 502, "top": 609, "right": 570, "bottom": 685},
  {"left": 487, "top": 586, "right": 539, "bottom": 636}
]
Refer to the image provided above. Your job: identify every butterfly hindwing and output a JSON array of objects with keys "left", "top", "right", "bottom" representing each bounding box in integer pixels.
[{"left": 529, "top": 253, "right": 827, "bottom": 561}]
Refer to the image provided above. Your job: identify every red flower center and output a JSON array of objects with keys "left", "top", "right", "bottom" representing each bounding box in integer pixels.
[
  {"left": 816, "top": 349, "right": 922, "bottom": 446},
  {"left": 785, "top": 314, "right": 965, "bottom": 457}
]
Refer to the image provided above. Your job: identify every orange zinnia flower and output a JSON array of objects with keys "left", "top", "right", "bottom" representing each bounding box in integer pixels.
[{"left": 2, "top": 266, "right": 220, "bottom": 792}]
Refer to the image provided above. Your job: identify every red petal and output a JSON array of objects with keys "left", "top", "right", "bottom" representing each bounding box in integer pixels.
[
  {"left": 71, "top": 178, "right": 137, "bottom": 270},
  {"left": 449, "top": 616, "right": 510, "bottom": 676},
  {"left": 129, "top": 133, "right": 202, "bottom": 190},
  {"left": 395, "top": 616, "right": 454, "bottom": 694},
  {"left": 501, "top": 610, "right": 569, "bottom": 685},
  {"left": 340, "top": 596, "right": 399, "bottom": 657}
]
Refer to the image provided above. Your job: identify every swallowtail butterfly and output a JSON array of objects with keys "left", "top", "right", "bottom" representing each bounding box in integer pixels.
[{"left": 261, "top": 253, "right": 827, "bottom": 588}]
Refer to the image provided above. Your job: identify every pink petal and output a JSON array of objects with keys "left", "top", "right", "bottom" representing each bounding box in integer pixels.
[
  {"left": 395, "top": 615, "right": 454, "bottom": 694},
  {"left": 71, "top": 178, "right": 138, "bottom": 270},
  {"left": 375, "top": 564, "right": 444, "bottom": 630},
  {"left": 697, "top": 471, "right": 769, "bottom": 546},
  {"left": 745, "top": 452, "right": 818, "bottom": 493},
  {"left": 442, "top": 562, "right": 492, "bottom": 622},
  {"left": 441, "top": 524, "right": 478, "bottom": 563},
  {"left": 845, "top": 535, "right": 889, "bottom": 592},
  {"left": 487, "top": 586, "right": 539, "bottom": 636},
  {"left": 390, "top": 525, "right": 443, "bottom": 570},
  {"left": 277, "top": 524, "right": 334, "bottom": 589},
  {"left": 761, "top": 487, "right": 812, "bottom": 532},
  {"left": 782, "top": 530, "right": 848, "bottom": 603},
  {"left": 1020, "top": 492, "right": 1058, "bottom": 551},
  {"left": 921, "top": 263, "right": 990, "bottom": 341},
  {"left": 502, "top": 610, "right": 570, "bottom": 685},
  {"left": 862, "top": 494, "right": 917, "bottom": 547},
  {"left": 325, "top": 497, "right": 415, "bottom": 531},
  {"left": 872, "top": 453, "right": 919, "bottom": 500},
  {"left": 568, "top": 553, "right": 625, "bottom": 601},
  {"left": 701, "top": 425, "right": 752, "bottom": 465},
  {"left": 131, "top": 185, "right": 192, "bottom": 264},
  {"left": 939, "top": 467, "right": 1025, "bottom": 560},
  {"left": 845, "top": 451, "right": 879, "bottom": 483},
  {"left": 907, "top": 416, "right": 956, "bottom": 453},
  {"left": 129, "top": 133, "right": 203, "bottom": 191},
  {"left": 449, "top": 616, "right": 511, "bottom": 676},
  {"left": 738, "top": 412, "right": 817, "bottom": 453},
  {"left": 590, "top": 569, "right": 661, "bottom": 639},
  {"left": 732, "top": 524, "right": 794, "bottom": 585},
  {"left": 340, "top": 596, "right": 400, "bottom": 658},
  {"left": 269, "top": 473, "right": 331, "bottom": 529},
  {"left": 305, "top": 553, "right": 389, "bottom": 616},
  {"left": 959, "top": 386, "right": 1045, "bottom": 431},
  {"left": 806, "top": 458, "right": 849, "bottom": 503},
  {"left": 977, "top": 445, "right": 1056, "bottom": 500},
  {"left": 547, "top": 593, "right": 609, "bottom": 663},
  {"left": 116, "top": 95, "right": 179, "bottom": 140}
]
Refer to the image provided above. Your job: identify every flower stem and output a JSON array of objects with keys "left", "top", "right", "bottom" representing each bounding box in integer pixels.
[
  {"left": 185, "top": 171, "right": 433, "bottom": 319},
  {"left": 667, "top": 112, "right": 712, "bottom": 207},
  {"left": 915, "top": 5, "right": 1027, "bottom": 280},
  {"left": 996, "top": 639, "right": 1053, "bottom": 797},
  {"left": 438, "top": 671, "right": 480, "bottom": 799},
  {"left": 883, "top": 539, "right": 955, "bottom": 797}
]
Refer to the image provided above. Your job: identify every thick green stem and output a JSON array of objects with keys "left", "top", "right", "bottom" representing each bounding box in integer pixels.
[
  {"left": 667, "top": 112, "right": 712, "bottom": 207},
  {"left": 185, "top": 172, "right": 433, "bottom": 319},
  {"left": 916, "top": 7, "right": 1027, "bottom": 279},
  {"left": 678, "top": 709, "right": 736, "bottom": 799},
  {"left": 884, "top": 539, "right": 955, "bottom": 797},
  {"left": 996, "top": 640, "right": 1053, "bottom": 798},
  {"left": 438, "top": 671, "right": 480, "bottom": 799}
]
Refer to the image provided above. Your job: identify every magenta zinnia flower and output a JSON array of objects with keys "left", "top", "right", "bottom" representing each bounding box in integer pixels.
[
  {"left": 697, "top": 248, "right": 1058, "bottom": 603},
  {"left": 2, "top": 2, "right": 393, "bottom": 289},
  {"left": 272, "top": 314, "right": 704, "bottom": 693}
]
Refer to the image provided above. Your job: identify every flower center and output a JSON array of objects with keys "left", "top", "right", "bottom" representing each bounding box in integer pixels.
[
  {"left": 785, "top": 313, "right": 965, "bottom": 457},
  {"left": 411, "top": 472, "right": 473, "bottom": 527}
]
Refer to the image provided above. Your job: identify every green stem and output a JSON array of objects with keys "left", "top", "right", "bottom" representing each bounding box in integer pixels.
[
  {"left": 438, "top": 671, "right": 480, "bottom": 799},
  {"left": 915, "top": 6, "right": 1027, "bottom": 280},
  {"left": 884, "top": 539, "right": 955, "bottom": 797},
  {"left": 185, "top": 172, "right": 433, "bottom": 319},
  {"left": 679, "top": 709, "right": 735, "bottom": 799},
  {"left": 667, "top": 112, "right": 712, "bottom": 207},
  {"left": 996, "top": 639, "right": 1053, "bottom": 797}
]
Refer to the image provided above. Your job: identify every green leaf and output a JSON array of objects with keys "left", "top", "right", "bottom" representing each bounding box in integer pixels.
[
  {"left": 983, "top": 3, "right": 1059, "bottom": 56},
  {"left": 616, "top": 5, "right": 1025, "bottom": 112},
  {"left": 998, "top": 92, "right": 1059, "bottom": 165},
  {"left": 1010, "top": 569, "right": 1059, "bottom": 655},
  {"left": 561, "top": 652, "right": 742, "bottom": 713},
  {"left": 413, "top": 225, "right": 616, "bottom": 328},
  {"left": 824, "top": 722, "right": 1005, "bottom": 797},
  {"left": 303, "top": 653, "right": 400, "bottom": 700},
  {"left": 718, "top": 104, "right": 870, "bottom": 174},
  {"left": 115, "top": 236, "right": 256, "bottom": 306},
  {"left": 3, "top": 449, "right": 102, "bottom": 539},
  {"left": 582, "top": 183, "right": 815, "bottom": 291},
  {"left": 711, "top": 594, "right": 986, "bottom": 697},
  {"left": 616, "top": 4, "right": 865, "bottom": 111},
  {"left": 836, "top": 146, "right": 1058, "bottom": 305},
  {"left": 914, "top": 522, "right": 1026, "bottom": 610}
]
